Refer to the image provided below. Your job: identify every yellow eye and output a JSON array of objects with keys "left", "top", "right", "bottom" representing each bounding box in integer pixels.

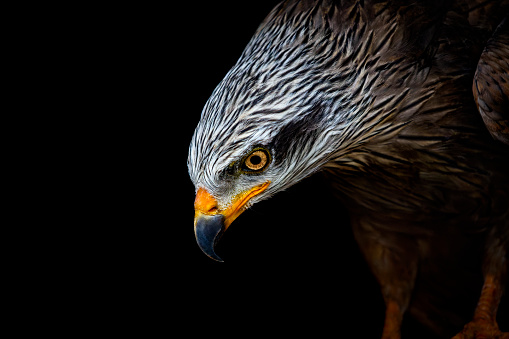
[{"left": 243, "top": 149, "right": 270, "bottom": 172}]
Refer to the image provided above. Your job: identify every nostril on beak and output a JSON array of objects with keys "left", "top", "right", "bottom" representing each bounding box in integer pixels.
[{"left": 195, "top": 188, "right": 220, "bottom": 215}]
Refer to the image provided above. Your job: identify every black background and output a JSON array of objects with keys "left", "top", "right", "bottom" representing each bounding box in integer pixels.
[{"left": 60, "top": 1, "right": 507, "bottom": 337}]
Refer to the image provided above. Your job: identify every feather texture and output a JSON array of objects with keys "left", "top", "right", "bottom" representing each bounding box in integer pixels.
[
  {"left": 188, "top": 1, "right": 509, "bottom": 336},
  {"left": 473, "top": 17, "right": 509, "bottom": 145}
]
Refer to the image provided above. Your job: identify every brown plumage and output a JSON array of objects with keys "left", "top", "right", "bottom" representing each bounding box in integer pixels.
[
  {"left": 473, "top": 17, "right": 509, "bottom": 145},
  {"left": 189, "top": 1, "right": 509, "bottom": 338}
]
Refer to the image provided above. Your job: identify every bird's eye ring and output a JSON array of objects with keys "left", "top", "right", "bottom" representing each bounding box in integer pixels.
[{"left": 242, "top": 148, "right": 270, "bottom": 173}]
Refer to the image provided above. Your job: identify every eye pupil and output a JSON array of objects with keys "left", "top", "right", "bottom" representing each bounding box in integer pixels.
[{"left": 250, "top": 155, "right": 261, "bottom": 165}]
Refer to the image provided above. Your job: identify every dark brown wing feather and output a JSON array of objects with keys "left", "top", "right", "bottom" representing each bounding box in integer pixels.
[{"left": 473, "top": 17, "right": 509, "bottom": 145}]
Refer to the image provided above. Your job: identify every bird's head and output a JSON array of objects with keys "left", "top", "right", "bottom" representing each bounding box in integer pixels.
[{"left": 188, "top": 2, "right": 398, "bottom": 261}]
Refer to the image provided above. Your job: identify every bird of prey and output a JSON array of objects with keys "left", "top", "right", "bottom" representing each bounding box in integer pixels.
[{"left": 188, "top": 1, "right": 509, "bottom": 338}]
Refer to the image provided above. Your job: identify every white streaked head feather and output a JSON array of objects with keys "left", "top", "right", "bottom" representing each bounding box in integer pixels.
[{"left": 188, "top": 2, "right": 402, "bottom": 207}]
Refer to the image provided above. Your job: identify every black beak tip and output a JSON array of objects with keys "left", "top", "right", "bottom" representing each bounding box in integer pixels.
[{"left": 194, "top": 214, "right": 225, "bottom": 262}]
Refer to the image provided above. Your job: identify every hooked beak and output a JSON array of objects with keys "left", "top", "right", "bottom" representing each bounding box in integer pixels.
[
  {"left": 194, "top": 214, "right": 225, "bottom": 262},
  {"left": 193, "top": 182, "right": 270, "bottom": 262}
]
